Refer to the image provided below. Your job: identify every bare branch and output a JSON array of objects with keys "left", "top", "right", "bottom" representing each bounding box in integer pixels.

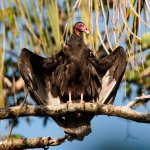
[
  {"left": 3, "top": 77, "right": 24, "bottom": 99},
  {"left": 131, "top": 45, "right": 150, "bottom": 55},
  {"left": 1, "top": 102, "right": 150, "bottom": 123},
  {"left": 141, "top": 67, "right": 150, "bottom": 78},
  {"left": 0, "top": 136, "right": 66, "bottom": 150},
  {"left": 127, "top": 95, "right": 150, "bottom": 108}
]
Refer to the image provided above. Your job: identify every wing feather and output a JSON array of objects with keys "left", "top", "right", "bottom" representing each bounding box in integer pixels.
[
  {"left": 18, "top": 48, "right": 62, "bottom": 106},
  {"left": 97, "top": 46, "right": 127, "bottom": 104}
]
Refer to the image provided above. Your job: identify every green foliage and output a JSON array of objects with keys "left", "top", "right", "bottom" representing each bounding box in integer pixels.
[
  {"left": 9, "top": 134, "right": 23, "bottom": 139},
  {"left": 141, "top": 32, "right": 150, "bottom": 49}
]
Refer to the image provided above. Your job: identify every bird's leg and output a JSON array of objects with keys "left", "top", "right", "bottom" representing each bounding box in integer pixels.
[
  {"left": 95, "top": 97, "right": 98, "bottom": 103},
  {"left": 80, "top": 93, "right": 84, "bottom": 103},
  {"left": 80, "top": 93, "right": 85, "bottom": 110},
  {"left": 92, "top": 98, "right": 95, "bottom": 103},
  {"left": 69, "top": 91, "right": 72, "bottom": 103},
  {"left": 67, "top": 91, "right": 72, "bottom": 111}
]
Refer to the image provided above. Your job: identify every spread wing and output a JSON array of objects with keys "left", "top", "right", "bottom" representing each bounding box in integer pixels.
[
  {"left": 18, "top": 48, "right": 65, "bottom": 106},
  {"left": 90, "top": 46, "right": 127, "bottom": 104}
]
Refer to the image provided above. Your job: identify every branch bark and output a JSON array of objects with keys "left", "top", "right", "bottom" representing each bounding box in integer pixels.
[
  {"left": 127, "top": 95, "right": 150, "bottom": 108},
  {"left": 1, "top": 100, "right": 150, "bottom": 123},
  {"left": 0, "top": 136, "right": 66, "bottom": 150}
]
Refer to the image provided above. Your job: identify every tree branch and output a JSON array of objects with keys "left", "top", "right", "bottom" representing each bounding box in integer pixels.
[
  {"left": 1, "top": 98, "right": 150, "bottom": 123},
  {"left": 0, "top": 136, "right": 66, "bottom": 150},
  {"left": 141, "top": 66, "right": 150, "bottom": 78},
  {"left": 3, "top": 77, "right": 24, "bottom": 99},
  {"left": 127, "top": 95, "right": 150, "bottom": 108}
]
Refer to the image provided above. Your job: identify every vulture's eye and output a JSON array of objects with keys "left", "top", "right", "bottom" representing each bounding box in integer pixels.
[{"left": 79, "top": 24, "right": 83, "bottom": 27}]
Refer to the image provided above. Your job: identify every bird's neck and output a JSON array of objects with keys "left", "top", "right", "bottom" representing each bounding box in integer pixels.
[{"left": 68, "top": 34, "right": 85, "bottom": 47}]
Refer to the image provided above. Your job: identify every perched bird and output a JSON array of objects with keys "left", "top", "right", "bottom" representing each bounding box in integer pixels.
[{"left": 18, "top": 21, "right": 127, "bottom": 140}]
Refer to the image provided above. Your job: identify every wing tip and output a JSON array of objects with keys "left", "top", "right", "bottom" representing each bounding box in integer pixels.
[
  {"left": 115, "top": 46, "right": 126, "bottom": 54},
  {"left": 20, "top": 48, "right": 31, "bottom": 55},
  {"left": 115, "top": 46, "right": 127, "bottom": 64}
]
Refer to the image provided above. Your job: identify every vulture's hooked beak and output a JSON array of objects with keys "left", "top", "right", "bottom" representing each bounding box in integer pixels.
[{"left": 83, "top": 27, "right": 89, "bottom": 34}]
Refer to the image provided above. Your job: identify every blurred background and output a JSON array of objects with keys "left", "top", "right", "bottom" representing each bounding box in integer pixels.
[{"left": 0, "top": 0, "right": 150, "bottom": 149}]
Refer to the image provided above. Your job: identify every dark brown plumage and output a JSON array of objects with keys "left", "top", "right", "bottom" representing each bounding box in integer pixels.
[{"left": 18, "top": 22, "right": 127, "bottom": 140}]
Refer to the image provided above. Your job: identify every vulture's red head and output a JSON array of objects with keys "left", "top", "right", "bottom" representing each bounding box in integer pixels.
[{"left": 73, "top": 22, "right": 89, "bottom": 36}]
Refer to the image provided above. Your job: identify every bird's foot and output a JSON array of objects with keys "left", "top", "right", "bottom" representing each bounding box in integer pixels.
[
  {"left": 80, "top": 93, "right": 84, "bottom": 103},
  {"left": 66, "top": 92, "right": 72, "bottom": 110},
  {"left": 66, "top": 100, "right": 73, "bottom": 111},
  {"left": 79, "top": 93, "right": 85, "bottom": 109},
  {"left": 93, "top": 98, "right": 98, "bottom": 103},
  {"left": 80, "top": 100, "right": 85, "bottom": 110},
  {"left": 66, "top": 99, "right": 72, "bottom": 105}
]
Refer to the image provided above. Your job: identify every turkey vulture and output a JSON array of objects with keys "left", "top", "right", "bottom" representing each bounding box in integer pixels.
[{"left": 18, "top": 21, "right": 127, "bottom": 140}]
